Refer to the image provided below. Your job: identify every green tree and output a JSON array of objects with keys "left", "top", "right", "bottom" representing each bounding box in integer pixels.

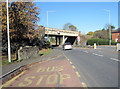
[
  {"left": 63, "top": 23, "right": 72, "bottom": 30},
  {"left": 2, "top": 2, "right": 41, "bottom": 53},
  {"left": 69, "top": 25, "right": 77, "bottom": 31},
  {"left": 87, "top": 31, "right": 94, "bottom": 36},
  {"left": 2, "top": 2, "right": 40, "bottom": 45},
  {"left": 93, "top": 30, "right": 109, "bottom": 40},
  {"left": 63, "top": 23, "right": 77, "bottom": 31},
  {"left": 104, "top": 24, "right": 115, "bottom": 31}
]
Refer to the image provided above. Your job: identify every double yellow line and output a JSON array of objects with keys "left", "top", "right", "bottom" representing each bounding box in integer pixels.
[
  {"left": 64, "top": 53, "right": 88, "bottom": 88},
  {"left": 1, "top": 71, "right": 26, "bottom": 88}
]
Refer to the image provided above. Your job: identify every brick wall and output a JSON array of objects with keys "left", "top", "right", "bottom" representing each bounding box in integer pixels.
[
  {"left": 118, "top": 35, "right": 120, "bottom": 42},
  {"left": 112, "top": 33, "right": 120, "bottom": 42}
]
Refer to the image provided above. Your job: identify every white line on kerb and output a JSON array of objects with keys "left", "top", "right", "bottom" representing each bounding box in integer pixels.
[
  {"left": 92, "top": 53, "right": 103, "bottom": 57},
  {"left": 110, "top": 58, "right": 119, "bottom": 62}
]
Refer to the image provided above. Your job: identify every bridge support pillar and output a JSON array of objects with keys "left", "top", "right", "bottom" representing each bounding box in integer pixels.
[
  {"left": 59, "top": 37, "right": 61, "bottom": 45},
  {"left": 63, "top": 35, "right": 65, "bottom": 44},
  {"left": 56, "top": 36, "right": 57, "bottom": 45}
]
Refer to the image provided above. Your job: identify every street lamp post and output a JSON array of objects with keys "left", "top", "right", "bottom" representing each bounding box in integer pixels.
[
  {"left": 47, "top": 11, "right": 56, "bottom": 39},
  {"left": 104, "top": 9, "right": 111, "bottom": 45},
  {"left": 7, "top": 0, "right": 11, "bottom": 62}
]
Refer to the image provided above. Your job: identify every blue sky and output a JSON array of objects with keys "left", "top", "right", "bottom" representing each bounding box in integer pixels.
[{"left": 35, "top": 2, "right": 118, "bottom": 34}]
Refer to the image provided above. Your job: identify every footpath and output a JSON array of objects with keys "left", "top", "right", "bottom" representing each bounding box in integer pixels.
[
  {"left": 2, "top": 52, "right": 83, "bottom": 87},
  {"left": 2, "top": 49, "right": 62, "bottom": 76}
]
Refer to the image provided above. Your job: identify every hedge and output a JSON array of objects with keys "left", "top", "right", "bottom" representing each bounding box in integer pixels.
[{"left": 87, "top": 38, "right": 117, "bottom": 45}]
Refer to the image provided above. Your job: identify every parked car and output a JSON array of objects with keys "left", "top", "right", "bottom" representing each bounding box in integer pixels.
[{"left": 63, "top": 42, "right": 72, "bottom": 50}]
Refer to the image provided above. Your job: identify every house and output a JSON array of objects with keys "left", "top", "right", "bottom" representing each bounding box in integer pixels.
[{"left": 112, "top": 28, "right": 120, "bottom": 42}]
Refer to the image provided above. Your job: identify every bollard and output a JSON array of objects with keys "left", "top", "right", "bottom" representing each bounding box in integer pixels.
[
  {"left": 18, "top": 47, "right": 23, "bottom": 61},
  {"left": 116, "top": 43, "right": 120, "bottom": 51},
  {"left": 94, "top": 43, "right": 96, "bottom": 49}
]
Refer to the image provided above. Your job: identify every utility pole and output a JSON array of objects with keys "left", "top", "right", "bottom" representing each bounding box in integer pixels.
[
  {"left": 104, "top": 9, "right": 111, "bottom": 45},
  {"left": 7, "top": 0, "right": 11, "bottom": 62}
]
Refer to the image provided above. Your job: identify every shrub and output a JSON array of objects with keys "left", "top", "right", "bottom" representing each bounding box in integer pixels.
[
  {"left": 87, "top": 38, "right": 117, "bottom": 45},
  {"left": 87, "top": 38, "right": 99, "bottom": 45},
  {"left": 43, "top": 41, "right": 50, "bottom": 49}
]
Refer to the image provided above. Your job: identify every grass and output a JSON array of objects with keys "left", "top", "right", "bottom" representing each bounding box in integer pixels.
[
  {"left": 1, "top": 48, "right": 53, "bottom": 66},
  {"left": 1, "top": 53, "right": 18, "bottom": 66},
  {"left": 39, "top": 48, "right": 53, "bottom": 56},
  {"left": 1, "top": 58, "right": 18, "bottom": 66}
]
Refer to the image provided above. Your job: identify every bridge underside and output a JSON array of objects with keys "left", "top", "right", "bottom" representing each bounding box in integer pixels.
[
  {"left": 65, "top": 36, "right": 77, "bottom": 45},
  {"left": 45, "top": 34, "right": 77, "bottom": 45}
]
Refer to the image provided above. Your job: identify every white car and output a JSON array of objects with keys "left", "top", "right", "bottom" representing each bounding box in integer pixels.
[{"left": 63, "top": 42, "right": 72, "bottom": 50}]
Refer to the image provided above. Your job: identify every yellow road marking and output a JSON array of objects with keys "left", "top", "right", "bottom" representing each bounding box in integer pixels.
[
  {"left": 58, "top": 72, "right": 71, "bottom": 84},
  {"left": 46, "top": 74, "right": 58, "bottom": 84},
  {"left": 18, "top": 76, "right": 35, "bottom": 87},
  {"left": 2, "top": 71, "right": 26, "bottom": 87},
  {"left": 72, "top": 65, "right": 75, "bottom": 69},
  {"left": 70, "top": 62, "right": 72, "bottom": 64},
  {"left": 36, "top": 75, "right": 47, "bottom": 85},
  {"left": 64, "top": 53, "right": 70, "bottom": 61},
  {"left": 76, "top": 72, "right": 80, "bottom": 78},
  {"left": 64, "top": 53, "right": 69, "bottom": 59},
  {"left": 82, "top": 82, "right": 88, "bottom": 89}
]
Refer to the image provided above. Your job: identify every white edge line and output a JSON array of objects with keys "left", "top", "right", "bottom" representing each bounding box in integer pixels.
[{"left": 110, "top": 58, "right": 119, "bottom": 62}]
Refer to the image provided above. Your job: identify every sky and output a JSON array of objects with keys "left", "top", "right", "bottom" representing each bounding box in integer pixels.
[{"left": 35, "top": 2, "right": 118, "bottom": 34}]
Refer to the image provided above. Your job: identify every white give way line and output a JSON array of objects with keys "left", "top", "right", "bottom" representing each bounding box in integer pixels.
[
  {"left": 83, "top": 51, "right": 119, "bottom": 62},
  {"left": 92, "top": 53, "right": 119, "bottom": 62},
  {"left": 92, "top": 53, "right": 103, "bottom": 57}
]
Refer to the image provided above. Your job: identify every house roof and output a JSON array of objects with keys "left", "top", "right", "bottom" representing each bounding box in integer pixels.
[{"left": 112, "top": 28, "right": 120, "bottom": 33}]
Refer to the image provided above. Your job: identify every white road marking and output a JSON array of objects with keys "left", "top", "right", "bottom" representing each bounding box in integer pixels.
[
  {"left": 110, "top": 58, "right": 119, "bottom": 62},
  {"left": 83, "top": 51, "right": 88, "bottom": 53},
  {"left": 92, "top": 53, "right": 103, "bottom": 57}
]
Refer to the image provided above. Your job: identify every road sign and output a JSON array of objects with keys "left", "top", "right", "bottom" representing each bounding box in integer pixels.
[
  {"left": 57, "top": 30, "right": 60, "bottom": 34},
  {"left": 77, "top": 36, "right": 80, "bottom": 42}
]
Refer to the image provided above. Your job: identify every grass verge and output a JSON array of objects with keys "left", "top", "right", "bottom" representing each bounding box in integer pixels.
[
  {"left": 1, "top": 58, "right": 18, "bottom": 66},
  {"left": 1, "top": 53, "right": 18, "bottom": 66},
  {"left": 39, "top": 48, "right": 52, "bottom": 56},
  {"left": 1, "top": 48, "right": 53, "bottom": 66}
]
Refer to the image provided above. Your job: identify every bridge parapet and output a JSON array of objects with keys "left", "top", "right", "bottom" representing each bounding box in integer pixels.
[{"left": 45, "top": 27, "right": 79, "bottom": 37}]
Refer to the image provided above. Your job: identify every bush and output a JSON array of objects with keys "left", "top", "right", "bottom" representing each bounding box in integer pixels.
[
  {"left": 111, "top": 40, "right": 117, "bottom": 45},
  {"left": 43, "top": 41, "right": 50, "bottom": 49},
  {"left": 87, "top": 38, "right": 99, "bottom": 45},
  {"left": 87, "top": 38, "right": 117, "bottom": 45}
]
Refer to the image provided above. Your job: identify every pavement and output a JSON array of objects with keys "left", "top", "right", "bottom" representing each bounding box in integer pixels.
[
  {"left": 2, "top": 51, "right": 84, "bottom": 87},
  {"left": 2, "top": 49, "right": 62, "bottom": 76}
]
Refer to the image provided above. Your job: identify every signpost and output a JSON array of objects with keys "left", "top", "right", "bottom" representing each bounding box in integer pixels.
[
  {"left": 77, "top": 36, "right": 80, "bottom": 42},
  {"left": 57, "top": 30, "right": 60, "bottom": 34},
  {"left": 77, "top": 36, "right": 80, "bottom": 45}
]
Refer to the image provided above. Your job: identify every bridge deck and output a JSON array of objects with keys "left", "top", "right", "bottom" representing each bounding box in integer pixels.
[{"left": 45, "top": 27, "right": 79, "bottom": 37}]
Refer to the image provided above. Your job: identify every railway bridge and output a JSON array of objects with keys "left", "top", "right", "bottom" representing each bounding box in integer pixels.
[{"left": 45, "top": 27, "right": 79, "bottom": 45}]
